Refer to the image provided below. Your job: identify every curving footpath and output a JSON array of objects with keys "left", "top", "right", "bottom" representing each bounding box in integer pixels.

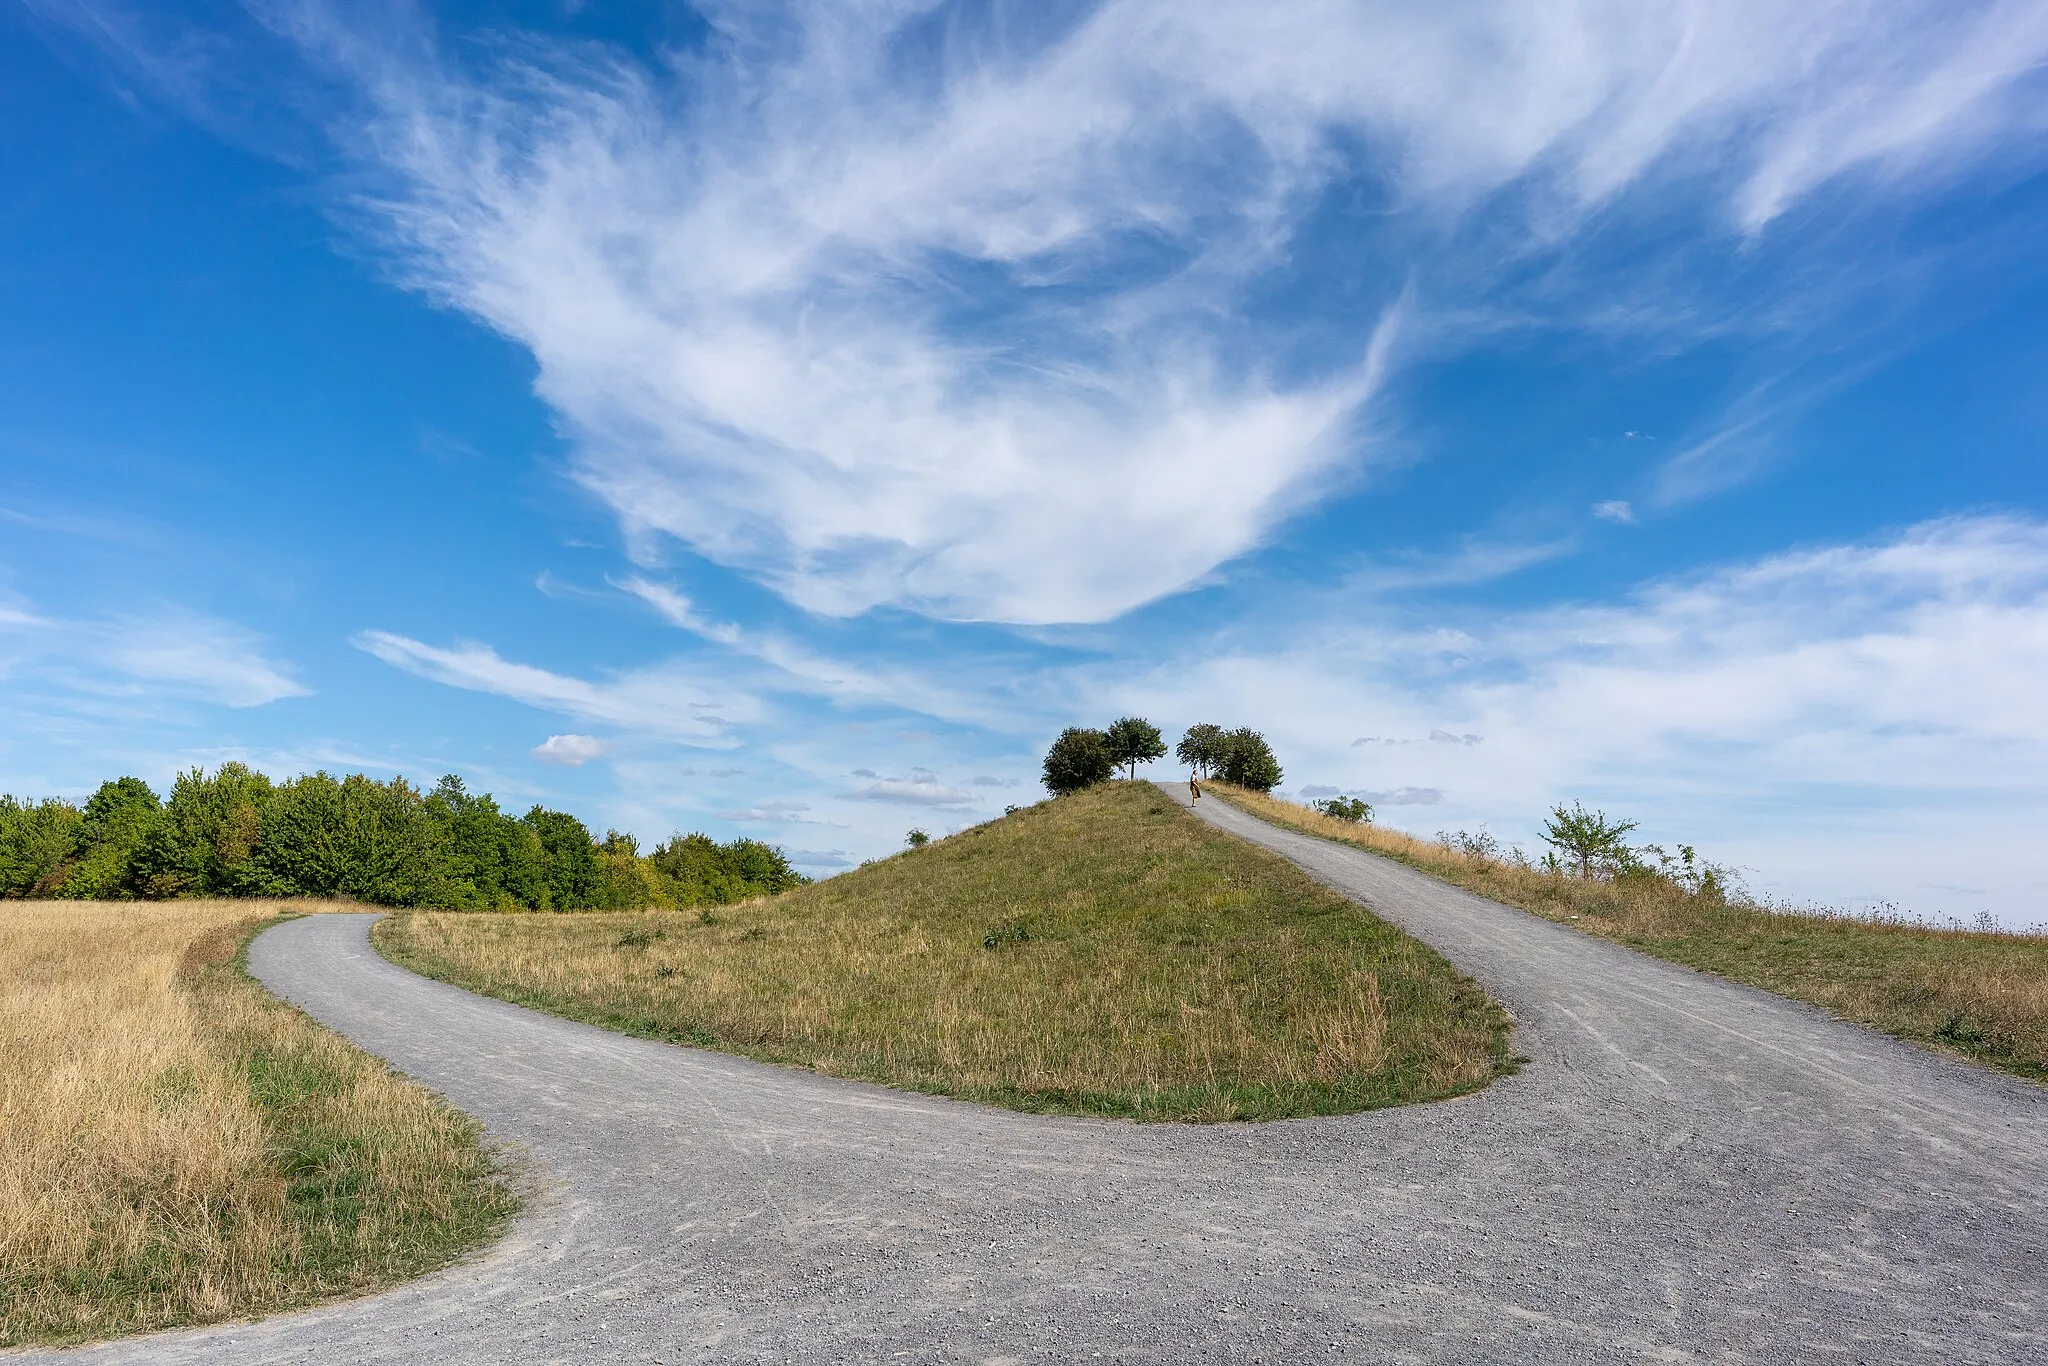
[{"left": 28, "top": 785, "right": 2046, "bottom": 1364}]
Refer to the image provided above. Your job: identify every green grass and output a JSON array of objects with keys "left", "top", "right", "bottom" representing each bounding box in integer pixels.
[
  {"left": 1210, "top": 784, "right": 2048, "bottom": 1084},
  {"left": 376, "top": 782, "right": 1516, "bottom": 1122}
]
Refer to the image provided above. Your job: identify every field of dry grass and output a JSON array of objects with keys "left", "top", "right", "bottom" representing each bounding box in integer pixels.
[
  {"left": 0, "top": 901, "right": 517, "bottom": 1348},
  {"left": 1210, "top": 785, "right": 2048, "bottom": 1083},
  {"left": 377, "top": 782, "right": 1514, "bottom": 1122}
]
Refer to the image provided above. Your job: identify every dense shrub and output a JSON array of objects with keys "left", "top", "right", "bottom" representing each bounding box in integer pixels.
[
  {"left": 57, "top": 778, "right": 161, "bottom": 899},
  {"left": 649, "top": 832, "right": 804, "bottom": 905},
  {"left": 0, "top": 765, "right": 807, "bottom": 910},
  {"left": 130, "top": 763, "right": 276, "bottom": 898},
  {"left": 259, "top": 772, "right": 447, "bottom": 906},
  {"left": 1214, "top": 728, "right": 1283, "bottom": 792},
  {"left": 1043, "top": 727, "right": 1116, "bottom": 795},
  {"left": 0, "top": 796, "right": 84, "bottom": 897}
]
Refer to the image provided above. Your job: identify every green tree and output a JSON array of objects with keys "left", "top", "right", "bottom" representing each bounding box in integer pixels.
[
  {"left": 57, "top": 777, "right": 162, "bottom": 898},
  {"left": 1042, "top": 727, "right": 1115, "bottom": 796},
  {"left": 905, "top": 828, "right": 930, "bottom": 848},
  {"left": 1175, "top": 723, "right": 1224, "bottom": 777},
  {"left": 258, "top": 772, "right": 449, "bottom": 905},
  {"left": 0, "top": 795, "right": 84, "bottom": 897},
  {"left": 1214, "top": 728, "right": 1283, "bottom": 792},
  {"left": 650, "top": 832, "right": 744, "bottom": 906},
  {"left": 649, "top": 832, "right": 806, "bottom": 905},
  {"left": 1103, "top": 716, "right": 1167, "bottom": 780},
  {"left": 1540, "top": 801, "right": 1640, "bottom": 879},
  {"left": 132, "top": 763, "right": 276, "bottom": 897},
  {"left": 726, "top": 838, "right": 805, "bottom": 895},
  {"left": 424, "top": 775, "right": 551, "bottom": 908},
  {"left": 523, "top": 806, "right": 603, "bottom": 910}
]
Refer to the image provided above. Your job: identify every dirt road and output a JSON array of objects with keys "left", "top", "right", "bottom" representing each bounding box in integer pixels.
[{"left": 31, "top": 785, "right": 2046, "bottom": 1363}]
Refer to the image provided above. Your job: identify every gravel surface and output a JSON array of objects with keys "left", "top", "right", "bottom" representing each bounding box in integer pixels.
[{"left": 27, "top": 784, "right": 2046, "bottom": 1364}]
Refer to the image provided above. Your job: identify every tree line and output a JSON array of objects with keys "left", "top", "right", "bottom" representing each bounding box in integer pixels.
[
  {"left": 0, "top": 764, "right": 805, "bottom": 909},
  {"left": 1042, "top": 719, "right": 1283, "bottom": 795}
]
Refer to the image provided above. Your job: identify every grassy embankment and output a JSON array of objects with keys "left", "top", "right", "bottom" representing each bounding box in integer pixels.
[
  {"left": 377, "top": 782, "right": 1515, "bottom": 1122},
  {"left": 1, "top": 902, "right": 517, "bottom": 1348},
  {"left": 1209, "top": 784, "right": 2048, "bottom": 1083}
]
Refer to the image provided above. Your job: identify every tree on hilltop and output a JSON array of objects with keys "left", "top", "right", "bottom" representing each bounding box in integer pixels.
[
  {"left": 1176, "top": 723, "right": 1223, "bottom": 777},
  {"left": 1043, "top": 728, "right": 1115, "bottom": 795},
  {"left": 1104, "top": 717, "right": 1166, "bottom": 780},
  {"left": 1214, "top": 728, "right": 1283, "bottom": 793}
]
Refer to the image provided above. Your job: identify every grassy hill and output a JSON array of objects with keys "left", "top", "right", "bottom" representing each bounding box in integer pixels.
[
  {"left": 376, "top": 782, "right": 1515, "bottom": 1122},
  {"left": 1211, "top": 783, "right": 2048, "bottom": 1084}
]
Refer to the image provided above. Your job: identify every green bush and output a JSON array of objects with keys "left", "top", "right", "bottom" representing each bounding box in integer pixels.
[
  {"left": 259, "top": 772, "right": 447, "bottom": 906},
  {"left": 130, "top": 764, "right": 276, "bottom": 898},
  {"left": 1215, "top": 728, "right": 1283, "bottom": 792},
  {"left": 58, "top": 778, "right": 162, "bottom": 899},
  {"left": 1042, "top": 727, "right": 1116, "bottom": 796},
  {"left": 0, "top": 796, "right": 84, "bottom": 897},
  {"left": 1312, "top": 795, "right": 1372, "bottom": 823}
]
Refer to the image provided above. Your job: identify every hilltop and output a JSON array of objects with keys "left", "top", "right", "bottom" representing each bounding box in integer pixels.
[{"left": 378, "top": 781, "right": 1514, "bottom": 1122}]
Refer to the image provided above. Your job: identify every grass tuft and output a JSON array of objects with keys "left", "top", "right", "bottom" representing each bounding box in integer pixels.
[
  {"left": 376, "top": 783, "right": 1514, "bottom": 1122},
  {"left": 1209, "top": 784, "right": 2048, "bottom": 1083},
  {"left": 0, "top": 901, "right": 517, "bottom": 1348}
]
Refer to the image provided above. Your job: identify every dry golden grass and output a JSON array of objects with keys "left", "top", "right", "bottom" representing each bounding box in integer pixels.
[
  {"left": 0, "top": 901, "right": 516, "bottom": 1348},
  {"left": 1211, "top": 785, "right": 2048, "bottom": 1083},
  {"left": 378, "top": 782, "right": 1514, "bottom": 1122}
]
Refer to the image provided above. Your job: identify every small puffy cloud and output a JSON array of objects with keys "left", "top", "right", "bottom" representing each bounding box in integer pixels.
[
  {"left": 1300, "top": 785, "right": 1342, "bottom": 798},
  {"left": 1593, "top": 500, "right": 1638, "bottom": 523},
  {"left": 716, "top": 799, "right": 825, "bottom": 824},
  {"left": 1428, "top": 730, "right": 1484, "bottom": 746},
  {"left": 784, "top": 848, "right": 854, "bottom": 869},
  {"left": 707, "top": 767, "right": 744, "bottom": 777},
  {"left": 851, "top": 768, "right": 877, "bottom": 778},
  {"left": 533, "top": 733, "right": 609, "bottom": 765},
  {"left": 972, "top": 775, "right": 1022, "bottom": 787},
  {"left": 1360, "top": 787, "right": 1448, "bottom": 806},
  {"left": 844, "top": 773, "right": 979, "bottom": 807}
]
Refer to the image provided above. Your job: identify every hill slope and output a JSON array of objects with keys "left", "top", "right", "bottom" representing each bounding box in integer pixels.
[{"left": 376, "top": 782, "right": 1514, "bottom": 1121}]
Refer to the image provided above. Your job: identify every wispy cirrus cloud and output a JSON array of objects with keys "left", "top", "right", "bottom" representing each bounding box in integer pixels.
[
  {"left": 352, "top": 630, "right": 755, "bottom": 743},
  {"left": 260, "top": 0, "right": 2047, "bottom": 625},
  {"left": 1, "top": 600, "right": 306, "bottom": 708}
]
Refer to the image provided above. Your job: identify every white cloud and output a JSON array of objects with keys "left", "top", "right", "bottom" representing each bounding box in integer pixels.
[
  {"left": 353, "top": 630, "right": 758, "bottom": 742},
  {"left": 1592, "top": 500, "right": 1636, "bottom": 524},
  {"left": 532, "top": 733, "right": 609, "bottom": 765},
  {"left": 784, "top": 847, "right": 854, "bottom": 869},
  {"left": 843, "top": 772, "right": 980, "bottom": 807},
  {"left": 299, "top": 0, "right": 2048, "bottom": 625},
  {"left": 0, "top": 601, "right": 306, "bottom": 708},
  {"left": 715, "top": 799, "right": 828, "bottom": 825},
  {"left": 1106, "top": 515, "right": 2048, "bottom": 923}
]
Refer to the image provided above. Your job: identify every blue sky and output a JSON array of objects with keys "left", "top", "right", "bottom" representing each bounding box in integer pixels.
[{"left": 3, "top": 0, "right": 2045, "bottom": 920}]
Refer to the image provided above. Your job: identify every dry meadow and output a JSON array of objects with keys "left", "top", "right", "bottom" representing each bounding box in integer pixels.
[{"left": 0, "top": 901, "right": 516, "bottom": 1347}]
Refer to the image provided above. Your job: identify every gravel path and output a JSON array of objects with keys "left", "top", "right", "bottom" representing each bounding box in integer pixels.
[{"left": 29, "top": 784, "right": 2046, "bottom": 1364}]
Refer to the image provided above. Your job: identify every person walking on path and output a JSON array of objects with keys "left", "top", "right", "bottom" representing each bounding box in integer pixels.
[{"left": 1189, "top": 775, "right": 1201, "bottom": 802}]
